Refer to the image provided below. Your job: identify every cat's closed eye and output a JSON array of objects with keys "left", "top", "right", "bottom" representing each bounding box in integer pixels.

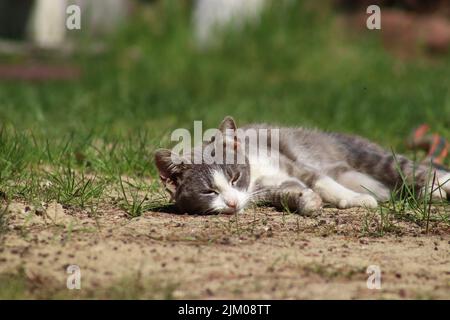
[{"left": 202, "top": 190, "right": 219, "bottom": 195}]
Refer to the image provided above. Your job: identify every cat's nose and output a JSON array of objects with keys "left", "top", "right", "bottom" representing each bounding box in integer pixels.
[{"left": 225, "top": 199, "right": 237, "bottom": 209}]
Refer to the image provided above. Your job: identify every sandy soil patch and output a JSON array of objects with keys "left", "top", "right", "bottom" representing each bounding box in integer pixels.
[{"left": 0, "top": 201, "right": 449, "bottom": 299}]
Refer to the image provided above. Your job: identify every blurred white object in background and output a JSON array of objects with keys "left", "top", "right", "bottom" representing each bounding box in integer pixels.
[
  {"left": 194, "top": 0, "right": 266, "bottom": 47},
  {"left": 26, "top": 0, "right": 129, "bottom": 49},
  {"left": 29, "top": 0, "right": 67, "bottom": 49}
]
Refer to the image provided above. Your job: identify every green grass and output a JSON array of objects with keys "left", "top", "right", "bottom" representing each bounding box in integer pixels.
[
  {"left": 0, "top": 270, "right": 178, "bottom": 299},
  {"left": 0, "top": 0, "right": 449, "bottom": 224},
  {"left": 0, "top": 202, "right": 8, "bottom": 239},
  {"left": 117, "top": 175, "right": 150, "bottom": 217},
  {"left": 360, "top": 151, "right": 450, "bottom": 236},
  {"left": 45, "top": 166, "right": 106, "bottom": 208}
]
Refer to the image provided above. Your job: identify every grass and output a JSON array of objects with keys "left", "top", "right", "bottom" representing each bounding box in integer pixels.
[
  {"left": 0, "top": 270, "right": 179, "bottom": 299},
  {"left": 0, "top": 0, "right": 449, "bottom": 227},
  {"left": 118, "top": 175, "right": 149, "bottom": 217},
  {"left": 360, "top": 152, "right": 450, "bottom": 236},
  {"left": 45, "top": 166, "right": 106, "bottom": 208},
  {"left": 0, "top": 202, "right": 8, "bottom": 240}
]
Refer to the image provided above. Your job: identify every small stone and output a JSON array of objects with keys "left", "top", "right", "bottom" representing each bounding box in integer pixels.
[{"left": 205, "top": 288, "right": 214, "bottom": 296}]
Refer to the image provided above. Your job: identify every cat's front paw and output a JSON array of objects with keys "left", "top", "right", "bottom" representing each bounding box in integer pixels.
[
  {"left": 337, "top": 194, "right": 378, "bottom": 209},
  {"left": 298, "top": 189, "right": 323, "bottom": 215}
]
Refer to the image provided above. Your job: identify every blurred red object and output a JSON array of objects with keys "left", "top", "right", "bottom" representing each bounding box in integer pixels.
[
  {"left": 335, "top": 0, "right": 450, "bottom": 56},
  {"left": 0, "top": 64, "right": 81, "bottom": 81},
  {"left": 334, "top": 0, "right": 450, "bottom": 14},
  {"left": 346, "top": 10, "right": 450, "bottom": 56}
]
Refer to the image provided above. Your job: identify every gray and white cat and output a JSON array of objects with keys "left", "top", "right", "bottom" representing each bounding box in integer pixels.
[{"left": 155, "top": 116, "right": 450, "bottom": 215}]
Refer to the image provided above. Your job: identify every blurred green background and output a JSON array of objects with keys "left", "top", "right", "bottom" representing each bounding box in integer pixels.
[{"left": 0, "top": 0, "right": 450, "bottom": 182}]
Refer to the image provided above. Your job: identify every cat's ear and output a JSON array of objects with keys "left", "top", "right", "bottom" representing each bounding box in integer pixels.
[
  {"left": 154, "top": 149, "right": 187, "bottom": 195},
  {"left": 218, "top": 116, "right": 240, "bottom": 150},
  {"left": 219, "top": 116, "right": 237, "bottom": 133}
]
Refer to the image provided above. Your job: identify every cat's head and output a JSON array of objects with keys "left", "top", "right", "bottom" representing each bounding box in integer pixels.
[{"left": 155, "top": 116, "right": 251, "bottom": 214}]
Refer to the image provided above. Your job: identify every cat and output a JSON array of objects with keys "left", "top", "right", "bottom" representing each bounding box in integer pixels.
[{"left": 155, "top": 116, "right": 450, "bottom": 215}]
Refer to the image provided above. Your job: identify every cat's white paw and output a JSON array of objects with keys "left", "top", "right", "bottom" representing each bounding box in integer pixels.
[
  {"left": 300, "top": 189, "right": 323, "bottom": 214},
  {"left": 439, "top": 173, "right": 450, "bottom": 195},
  {"left": 420, "top": 173, "right": 450, "bottom": 201},
  {"left": 420, "top": 185, "right": 447, "bottom": 200},
  {"left": 337, "top": 194, "right": 378, "bottom": 209}
]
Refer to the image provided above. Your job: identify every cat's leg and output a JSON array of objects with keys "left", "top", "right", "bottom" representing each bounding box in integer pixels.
[
  {"left": 332, "top": 133, "right": 450, "bottom": 200},
  {"left": 277, "top": 154, "right": 378, "bottom": 209},
  {"left": 252, "top": 177, "right": 322, "bottom": 215},
  {"left": 349, "top": 151, "right": 449, "bottom": 200},
  {"left": 389, "top": 160, "right": 450, "bottom": 200},
  {"left": 336, "top": 170, "right": 390, "bottom": 202},
  {"left": 313, "top": 175, "right": 378, "bottom": 209}
]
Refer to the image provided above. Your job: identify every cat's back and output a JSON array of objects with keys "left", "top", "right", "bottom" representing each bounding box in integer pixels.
[{"left": 241, "top": 123, "right": 377, "bottom": 170}]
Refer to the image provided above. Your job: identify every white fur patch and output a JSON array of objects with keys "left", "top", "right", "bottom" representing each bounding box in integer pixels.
[
  {"left": 439, "top": 173, "right": 450, "bottom": 192},
  {"left": 337, "top": 171, "right": 390, "bottom": 201},
  {"left": 424, "top": 172, "right": 450, "bottom": 200},
  {"left": 212, "top": 170, "right": 249, "bottom": 213},
  {"left": 314, "top": 176, "right": 378, "bottom": 209},
  {"left": 247, "top": 150, "right": 290, "bottom": 190}
]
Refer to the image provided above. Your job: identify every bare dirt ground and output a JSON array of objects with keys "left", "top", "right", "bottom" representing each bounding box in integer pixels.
[{"left": 1, "top": 200, "right": 449, "bottom": 299}]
